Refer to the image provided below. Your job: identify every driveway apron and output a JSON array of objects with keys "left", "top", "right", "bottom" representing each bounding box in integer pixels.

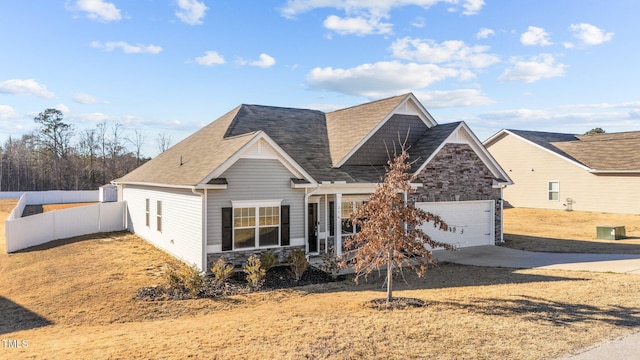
[{"left": 432, "top": 245, "right": 640, "bottom": 274}]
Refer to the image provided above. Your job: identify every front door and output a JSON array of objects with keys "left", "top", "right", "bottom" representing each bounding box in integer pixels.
[{"left": 308, "top": 203, "right": 318, "bottom": 253}]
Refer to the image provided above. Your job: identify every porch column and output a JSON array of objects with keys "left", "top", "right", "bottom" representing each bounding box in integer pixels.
[{"left": 335, "top": 192, "right": 342, "bottom": 256}]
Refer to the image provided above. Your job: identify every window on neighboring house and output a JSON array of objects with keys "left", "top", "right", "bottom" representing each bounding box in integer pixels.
[
  {"left": 224, "top": 201, "right": 285, "bottom": 251},
  {"left": 157, "top": 200, "right": 162, "bottom": 232},
  {"left": 548, "top": 181, "right": 559, "bottom": 201},
  {"left": 145, "top": 198, "right": 150, "bottom": 227}
]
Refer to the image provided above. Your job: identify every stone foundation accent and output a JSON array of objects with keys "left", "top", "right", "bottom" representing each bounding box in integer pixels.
[
  {"left": 410, "top": 143, "right": 503, "bottom": 244},
  {"left": 206, "top": 245, "right": 305, "bottom": 271}
]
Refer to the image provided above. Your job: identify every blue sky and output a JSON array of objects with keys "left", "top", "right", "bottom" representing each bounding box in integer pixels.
[{"left": 1, "top": 0, "right": 638, "bottom": 157}]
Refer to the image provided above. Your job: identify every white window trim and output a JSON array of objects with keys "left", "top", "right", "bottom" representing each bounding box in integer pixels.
[
  {"left": 548, "top": 181, "right": 560, "bottom": 201},
  {"left": 231, "top": 200, "right": 283, "bottom": 250}
]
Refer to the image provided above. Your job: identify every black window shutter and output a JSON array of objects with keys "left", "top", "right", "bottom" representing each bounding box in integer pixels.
[
  {"left": 222, "top": 207, "right": 232, "bottom": 251},
  {"left": 281, "top": 205, "right": 290, "bottom": 246},
  {"left": 329, "top": 201, "right": 335, "bottom": 237}
]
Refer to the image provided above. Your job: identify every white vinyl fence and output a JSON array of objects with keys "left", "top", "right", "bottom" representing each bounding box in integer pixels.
[
  {"left": 5, "top": 192, "right": 126, "bottom": 253},
  {"left": 0, "top": 190, "right": 99, "bottom": 204}
]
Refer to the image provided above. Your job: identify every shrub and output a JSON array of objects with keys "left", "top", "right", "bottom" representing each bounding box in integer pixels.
[
  {"left": 318, "top": 249, "right": 341, "bottom": 279},
  {"left": 260, "top": 250, "right": 278, "bottom": 271},
  {"left": 164, "top": 264, "right": 183, "bottom": 289},
  {"left": 210, "top": 257, "right": 234, "bottom": 284},
  {"left": 164, "top": 263, "right": 204, "bottom": 296},
  {"left": 243, "top": 255, "right": 266, "bottom": 289},
  {"left": 182, "top": 264, "right": 205, "bottom": 296},
  {"left": 288, "top": 248, "right": 308, "bottom": 282}
]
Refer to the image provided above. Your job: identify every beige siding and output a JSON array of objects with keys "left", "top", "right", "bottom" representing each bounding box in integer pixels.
[{"left": 487, "top": 134, "right": 640, "bottom": 214}]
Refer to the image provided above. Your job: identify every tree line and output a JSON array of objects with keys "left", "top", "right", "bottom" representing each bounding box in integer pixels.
[{"left": 0, "top": 109, "right": 172, "bottom": 191}]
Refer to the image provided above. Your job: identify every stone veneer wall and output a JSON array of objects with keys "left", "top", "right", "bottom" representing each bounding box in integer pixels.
[
  {"left": 207, "top": 245, "right": 305, "bottom": 270},
  {"left": 410, "top": 143, "right": 503, "bottom": 244}
]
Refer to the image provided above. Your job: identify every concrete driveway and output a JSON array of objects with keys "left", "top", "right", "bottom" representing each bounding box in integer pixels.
[{"left": 432, "top": 245, "right": 640, "bottom": 274}]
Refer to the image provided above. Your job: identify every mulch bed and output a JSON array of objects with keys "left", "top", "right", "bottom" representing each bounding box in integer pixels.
[
  {"left": 137, "top": 265, "right": 343, "bottom": 301},
  {"left": 365, "top": 297, "right": 426, "bottom": 310}
]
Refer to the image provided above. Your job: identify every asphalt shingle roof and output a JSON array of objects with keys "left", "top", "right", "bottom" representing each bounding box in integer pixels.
[
  {"left": 508, "top": 129, "right": 640, "bottom": 171},
  {"left": 117, "top": 94, "right": 465, "bottom": 186}
]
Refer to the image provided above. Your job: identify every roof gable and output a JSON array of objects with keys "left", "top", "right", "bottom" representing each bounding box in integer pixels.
[
  {"left": 415, "top": 122, "right": 512, "bottom": 184},
  {"left": 325, "top": 93, "right": 437, "bottom": 167},
  {"left": 485, "top": 129, "right": 640, "bottom": 172}
]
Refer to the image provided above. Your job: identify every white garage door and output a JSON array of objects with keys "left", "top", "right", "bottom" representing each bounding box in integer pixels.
[{"left": 416, "top": 200, "right": 495, "bottom": 249}]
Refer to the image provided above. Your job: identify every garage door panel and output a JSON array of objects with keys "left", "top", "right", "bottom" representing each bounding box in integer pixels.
[{"left": 416, "top": 200, "right": 494, "bottom": 249}]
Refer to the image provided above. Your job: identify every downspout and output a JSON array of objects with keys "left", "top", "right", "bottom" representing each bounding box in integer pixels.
[
  {"left": 192, "top": 186, "right": 207, "bottom": 272},
  {"left": 499, "top": 185, "right": 506, "bottom": 244}
]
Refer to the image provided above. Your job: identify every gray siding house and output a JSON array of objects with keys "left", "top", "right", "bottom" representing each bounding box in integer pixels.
[{"left": 115, "top": 94, "right": 511, "bottom": 271}]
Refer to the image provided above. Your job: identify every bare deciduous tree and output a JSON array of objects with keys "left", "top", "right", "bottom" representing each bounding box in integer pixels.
[
  {"left": 157, "top": 132, "right": 172, "bottom": 154},
  {"left": 343, "top": 148, "right": 454, "bottom": 304}
]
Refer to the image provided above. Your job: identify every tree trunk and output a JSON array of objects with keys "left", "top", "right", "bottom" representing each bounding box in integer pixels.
[{"left": 387, "top": 249, "right": 393, "bottom": 303}]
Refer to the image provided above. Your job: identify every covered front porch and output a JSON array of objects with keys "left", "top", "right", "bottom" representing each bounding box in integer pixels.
[{"left": 304, "top": 183, "right": 376, "bottom": 257}]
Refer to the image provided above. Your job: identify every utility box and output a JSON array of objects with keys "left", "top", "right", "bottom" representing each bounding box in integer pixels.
[{"left": 596, "top": 226, "right": 626, "bottom": 240}]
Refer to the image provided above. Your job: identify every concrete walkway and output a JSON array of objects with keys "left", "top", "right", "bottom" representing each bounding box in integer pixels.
[
  {"left": 432, "top": 245, "right": 640, "bottom": 359},
  {"left": 432, "top": 245, "right": 640, "bottom": 274}
]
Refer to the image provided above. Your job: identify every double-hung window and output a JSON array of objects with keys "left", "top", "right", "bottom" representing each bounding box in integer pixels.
[
  {"left": 157, "top": 200, "right": 162, "bottom": 232},
  {"left": 548, "top": 181, "right": 560, "bottom": 201},
  {"left": 231, "top": 201, "right": 281, "bottom": 249},
  {"left": 145, "top": 199, "right": 150, "bottom": 227}
]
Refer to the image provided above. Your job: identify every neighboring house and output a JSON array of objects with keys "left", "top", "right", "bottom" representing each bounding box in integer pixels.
[
  {"left": 484, "top": 129, "right": 640, "bottom": 214},
  {"left": 114, "top": 93, "right": 511, "bottom": 271}
]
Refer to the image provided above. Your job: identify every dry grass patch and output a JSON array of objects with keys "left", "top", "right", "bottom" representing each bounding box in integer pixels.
[
  {"left": 504, "top": 208, "right": 640, "bottom": 254},
  {"left": 42, "top": 202, "right": 97, "bottom": 212},
  {"left": 2, "top": 199, "right": 640, "bottom": 359}
]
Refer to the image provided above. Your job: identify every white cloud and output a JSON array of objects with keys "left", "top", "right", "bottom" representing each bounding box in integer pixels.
[
  {"left": 250, "top": 53, "right": 276, "bottom": 68},
  {"left": 323, "top": 14, "right": 392, "bottom": 35},
  {"left": 0, "top": 79, "right": 54, "bottom": 98},
  {"left": 498, "top": 54, "right": 567, "bottom": 83},
  {"left": 72, "top": 0, "right": 122, "bottom": 22},
  {"left": 563, "top": 42, "right": 575, "bottom": 49},
  {"left": 73, "top": 93, "right": 108, "bottom": 104},
  {"left": 91, "top": 41, "right": 162, "bottom": 54},
  {"left": 0, "top": 105, "right": 19, "bottom": 119},
  {"left": 175, "top": 0, "right": 208, "bottom": 25},
  {"left": 55, "top": 104, "right": 70, "bottom": 114},
  {"left": 569, "top": 23, "right": 614, "bottom": 45},
  {"left": 520, "top": 26, "right": 552, "bottom": 46},
  {"left": 281, "top": 0, "right": 485, "bottom": 17},
  {"left": 462, "top": 0, "right": 484, "bottom": 15},
  {"left": 194, "top": 51, "right": 226, "bottom": 66},
  {"left": 390, "top": 37, "right": 500, "bottom": 68},
  {"left": 476, "top": 27, "right": 495, "bottom": 39},
  {"left": 411, "top": 17, "right": 425, "bottom": 28},
  {"left": 281, "top": 1, "right": 483, "bottom": 36},
  {"left": 414, "top": 89, "right": 494, "bottom": 108},
  {"left": 306, "top": 61, "right": 459, "bottom": 97}
]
